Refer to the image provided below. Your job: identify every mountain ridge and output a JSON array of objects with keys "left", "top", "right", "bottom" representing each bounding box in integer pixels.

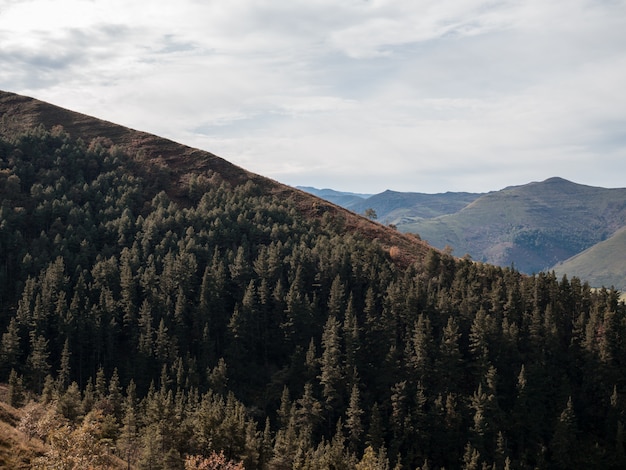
[
  {"left": 306, "top": 177, "right": 626, "bottom": 283},
  {"left": 0, "top": 90, "right": 430, "bottom": 266},
  {"left": 298, "top": 185, "right": 484, "bottom": 222}
]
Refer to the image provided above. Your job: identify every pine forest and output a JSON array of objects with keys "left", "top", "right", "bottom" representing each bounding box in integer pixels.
[{"left": 1, "top": 110, "right": 626, "bottom": 469}]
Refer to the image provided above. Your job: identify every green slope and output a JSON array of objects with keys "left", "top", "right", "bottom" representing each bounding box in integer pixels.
[{"left": 553, "top": 225, "right": 626, "bottom": 290}]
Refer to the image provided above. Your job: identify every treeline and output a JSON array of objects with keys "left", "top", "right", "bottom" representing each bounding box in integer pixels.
[{"left": 1, "top": 125, "right": 625, "bottom": 469}]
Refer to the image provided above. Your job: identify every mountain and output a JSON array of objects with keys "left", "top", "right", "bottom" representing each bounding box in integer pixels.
[
  {"left": 308, "top": 179, "right": 626, "bottom": 282},
  {"left": 348, "top": 189, "right": 484, "bottom": 223},
  {"left": 1, "top": 90, "right": 625, "bottom": 469},
  {"left": 398, "top": 177, "right": 626, "bottom": 274},
  {"left": 300, "top": 187, "right": 483, "bottom": 222},
  {"left": 296, "top": 186, "right": 372, "bottom": 209},
  {"left": 553, "top": 225, "right": 626, "bottom": 291},
  {"left": 0, "top": 90, "right": 428, "bottom": 266}
]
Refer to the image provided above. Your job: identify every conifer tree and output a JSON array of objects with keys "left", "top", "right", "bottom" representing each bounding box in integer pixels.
[
  {"left": 346, "top": 382, "right": 364, "bottom": 452},
  {"left": 27, "top": 333, "right": 50, "bottom": 393},
  {"left": 435, "top": 315, "right": 462, "bottom": 394},
  {"left": 319, "top": 315, "right": 343, "bottom": 416},
  {"left": 366, "top": 403, "right": 385, "bottom": 452},
  {"left": 118, "top": 379, "right": 141, "bottom": 469},
  {"left": 550, "top": 397, "right": 578, "bottom": 469},
  {"left": 296, "top": 382, "right": 323, "bottom": 444},
  {"left": 0, "top": 317, "right": 21, "bottom": 378},
  {"left": 8, "top": 369, "right": 25, "bottom": 407},
  {"left": 57, "top": 337, "right": 71, "bottom": 391}
]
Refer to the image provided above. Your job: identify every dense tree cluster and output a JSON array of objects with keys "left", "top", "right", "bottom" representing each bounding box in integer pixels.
[{"left": 1, "top": 125, "right": 625, "bottom": 469}]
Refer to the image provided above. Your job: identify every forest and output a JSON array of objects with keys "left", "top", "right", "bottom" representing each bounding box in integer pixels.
[{"left": 0, "top": 124, "right": 625, "bottom": 469}]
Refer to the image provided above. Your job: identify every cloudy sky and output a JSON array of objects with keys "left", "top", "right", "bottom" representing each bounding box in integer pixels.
[{"left": 1, "top": 0, "right": 625, "bottom": 193}]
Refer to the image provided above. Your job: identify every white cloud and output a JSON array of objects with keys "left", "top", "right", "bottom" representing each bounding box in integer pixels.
[{"left": 1, "top": 0, "right": 625, "bottom": 193}]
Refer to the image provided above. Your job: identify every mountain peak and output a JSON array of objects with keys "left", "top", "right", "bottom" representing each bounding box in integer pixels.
[{"left": 542, "top": 176, "right": 571, "bottom": 184}]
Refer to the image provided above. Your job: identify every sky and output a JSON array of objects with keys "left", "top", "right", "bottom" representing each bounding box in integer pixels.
[{"left": 1, "top": 0, "right": 625, "bottom": 194}]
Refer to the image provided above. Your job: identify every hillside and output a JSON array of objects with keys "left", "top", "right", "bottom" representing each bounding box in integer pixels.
[
  {"left": 1, "top": 90, "right": 625, "bottom": 469},
  {"left": 398, "top": 177, "right": 626, "bottom": 274},
  {"left": 553, "top": 225, "right": 626, "bottom": 291},
  {"left": 0, "top": 388, "right": 44, "bottom": 469},
  {"left": 0, "top": 385, "right": 129, "bottom": 469},
  {"left": 0, "top": 90, "right": 429, "bottom": 266}
]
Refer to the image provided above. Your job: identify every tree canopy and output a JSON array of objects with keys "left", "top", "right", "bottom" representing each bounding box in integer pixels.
[{"left": 1, "top": 125, "right": 625, "bottom": 469}]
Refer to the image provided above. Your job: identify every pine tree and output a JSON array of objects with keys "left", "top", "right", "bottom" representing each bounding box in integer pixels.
[
  {"left": 356, "top": 445, "right": 390, "bottom": 470},
  {"left": 57, "top": 337, "right": 71, "bottom": 391},
  {"left": 343, "top": 295, "right": 361, "bottom": 385},
  {"left": 435, "top": 315, "right": 462, "bottom": 394},
  {"left": 461, "top": 442, "right": 480, "bottom": 470},
  {"left": 118, "top": 380, "right": 140, "bottom": 469},
  {"left": 366, "top": 403, "right": 385, "bottom": 452},
  {"left": 27, "top": 333, "right": 50, "bottom": 393},
  {"left": 469, "top": 308, "right": 493, "bottom": 384},
  {"left": 8, "top": 369, "right": 25, "bottom": 407},
  {"left": 550, "top": 397, "right": 578, "bottom": 469},
  {"left": 318, "top": 315, "right": 344, "bottom": 415},
  {"left": 409, "top": 313, "right": 433, "bottom": 384},
  {"left": 138, "top": 297, "right": 154, "bottom": 349},
  {"left": 108, "top": 368, "right": 124, "bottom": 421},
  {"left": 57, "top": 381, "right": 82, "bottom": 422},
  {"left": 0, "top": 318, "right": 21, "bottom": 377},
  {"left": 346, "top": 382, "right": 364, "bottom": 452},
  {"left": 295, "top": 382, "right": 323, "bottom": 444},
  {"left": 327, "top": 275, "right": 346, "bottom": 319}
]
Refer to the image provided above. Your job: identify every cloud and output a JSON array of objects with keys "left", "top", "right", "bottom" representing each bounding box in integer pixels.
[{"left": 1, "top": 0, "right": 625, "bottom": 193}]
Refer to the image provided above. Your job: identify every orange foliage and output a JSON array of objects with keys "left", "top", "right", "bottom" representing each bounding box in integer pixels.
[{"left": 185, "top": 451, "right": 245, "bottom": 470}]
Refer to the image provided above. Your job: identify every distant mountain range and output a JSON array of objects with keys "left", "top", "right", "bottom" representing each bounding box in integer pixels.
[
  {"left": 300, "top": 178, "right": 626, "bottom": 289},
  {"left": 297, "top": 186, "right": 483, "bottom": 221}
]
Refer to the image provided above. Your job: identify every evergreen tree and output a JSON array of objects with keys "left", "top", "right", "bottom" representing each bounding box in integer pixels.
[
  {"left": 346, "top": 382, "right": 364, "bottom": 452},
  {"left": 550, "top": 397, "right": 578, "bottom": 469},
  {"left": 319, "top": 315, "right": 344, "bottom": 415},
  {"left": 435, "top": 315, "right": 462, "bottom": 394},
  {"left": 27, "top": 333, "right": 50, "bottom": 393},
  {"left": 8, "top": 369, "right": 25, "bottom": 407},
  {"left": 0, "top": 318, "right": 21, "bottom": 378},
  {"left": 57, "top": 337, "right": 71, "bottom": 391}
]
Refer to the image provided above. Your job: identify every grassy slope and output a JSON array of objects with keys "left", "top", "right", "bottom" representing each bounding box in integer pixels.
[
  {"left": 399, "top": 177, "right": 626, "bottom": 273},
  {"left": 0, "top": 388, "right": 45, "bottom": 470},
  {"left": 552, "top": 225, "right": 626, "bottom": 291},
  {"left": 0, "top": 393, "right": 131, "bottom": 469}
]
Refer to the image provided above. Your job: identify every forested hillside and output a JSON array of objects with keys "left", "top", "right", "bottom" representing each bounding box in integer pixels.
[{"left": 0, "top": 92, "right": 625, "bottom": 469}]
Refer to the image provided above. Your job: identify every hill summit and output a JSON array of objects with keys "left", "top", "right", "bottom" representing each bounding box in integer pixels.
[{"left": 0, "top": 90, "right": 428, "bottom": 265}]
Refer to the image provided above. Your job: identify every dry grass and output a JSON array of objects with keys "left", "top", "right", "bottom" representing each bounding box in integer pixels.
[
  {"left": 0, "top": 389, "right": 45, "bottom": 469},
  {"left": 0, "top": 385, "right": 132, "bottom": 470}
]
